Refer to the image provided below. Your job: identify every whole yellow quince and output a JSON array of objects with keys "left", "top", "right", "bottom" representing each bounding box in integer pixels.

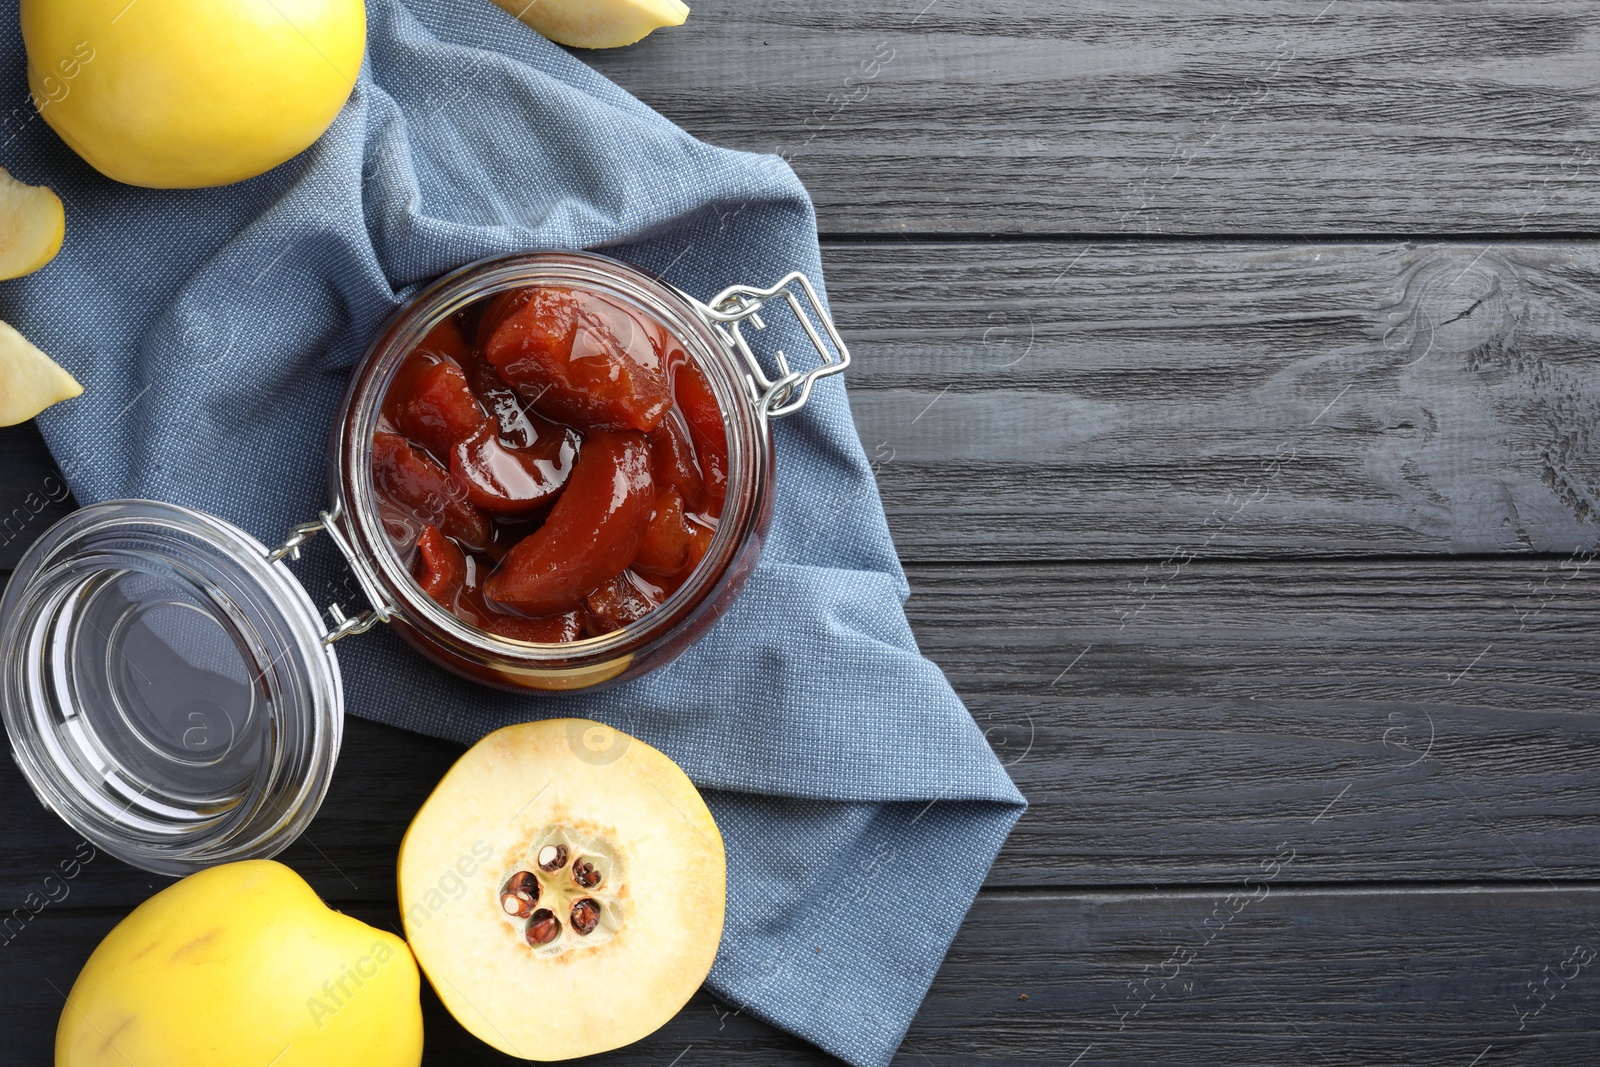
[
  {"left": 22, "top": 0, "right": 367, "bottom": 189},
  {"left": 56, "top": 860, "right": 422, "bottom": 1067}
]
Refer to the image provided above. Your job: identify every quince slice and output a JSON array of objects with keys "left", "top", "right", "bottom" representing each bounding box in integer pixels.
[
  {"left": 0, "top": 166, "right": 63, "bottom": 280},
  {"left": 0, "top": 319, "right": 81, "bottom": 426},
  {"left": 492, "top": 0, "right": 689, "bottom": 48},
  {"left": 399, "top": 719, "right": 725, "bottom": 1060}
]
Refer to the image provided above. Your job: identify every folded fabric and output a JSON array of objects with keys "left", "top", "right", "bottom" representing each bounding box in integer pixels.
[{"left": 0, "top": 2, "right": 1026, "bottom": 1063}]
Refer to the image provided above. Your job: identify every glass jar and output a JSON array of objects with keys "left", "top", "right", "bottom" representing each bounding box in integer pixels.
[
  {"left": 329, "top": 251, "right": 846, "bottom": 691},
  {"left": 0, "top": 251, "right": 848, "bottom": 873}
]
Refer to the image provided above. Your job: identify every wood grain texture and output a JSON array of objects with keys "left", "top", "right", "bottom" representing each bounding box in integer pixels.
[
  {"left": 583, "top": 0, "right": 1600, "bottom": 234},
  {"left": 4, "top": 890, "right": 1598, "bottom": 1065},
  {"left": 902, "top": 886, "right": 1600, "bottom": 1065},
  {"left": 1, "top": 553, "right": 1597, "bottom": 909},
  {"left": 906, "top": 558, "right": 1600, "bottom": 886},
  {"left": 9, "top": 242, "right": 1600, "bottom": 567},
  {"left": 824, "top": 239, "right": 1600, "bottom": 561}
]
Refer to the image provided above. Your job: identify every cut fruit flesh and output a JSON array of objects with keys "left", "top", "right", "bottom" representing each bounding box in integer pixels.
[
  {"left": 490, "top": 0, "right": 689, "bottom": 49},
  {"left": 0, "top": 166, "right": 63, "bottom": 280},
  {"left": 398, "top": 719, "right": 725, "bottom": 1061},
  {"left": 480, "top": 428, "right": 655, "bottom": 617},
  {"left": 0, "top": 318, "right": 81, "bottom": 427}
]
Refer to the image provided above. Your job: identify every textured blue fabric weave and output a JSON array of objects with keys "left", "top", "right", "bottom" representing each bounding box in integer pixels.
[{"left": 0, "top": 2, "right": 1026, "bottom": 1063}]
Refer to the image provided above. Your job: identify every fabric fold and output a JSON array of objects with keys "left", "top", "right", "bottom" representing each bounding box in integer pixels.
[{"left": 0, "top": 2, "right": 1026, "bottom": 1063}]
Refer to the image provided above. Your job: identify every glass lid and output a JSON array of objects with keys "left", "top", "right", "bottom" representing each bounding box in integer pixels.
[{"left": 0, "top": 500, "right": 343, "bottom": 876}]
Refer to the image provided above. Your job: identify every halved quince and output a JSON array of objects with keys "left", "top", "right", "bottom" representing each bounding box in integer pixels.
[
  {"left": 399, "top": 719, "right": 725, "bottom": 1060},
  {"left": 0, "top": 166, "right": 63, "bottom": 279},
  {"left": 491, "top": 0, "right": 689, "bottom": 49},
  {"left": 0, "top": 318, "right": 80, "bottom": 426}
]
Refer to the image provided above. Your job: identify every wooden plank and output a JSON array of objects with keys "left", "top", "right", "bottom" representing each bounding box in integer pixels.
[
  {"left": 906, "top": 886, "right": 1600, "bottom": 1065},
  {"left": 824, "top": 239, "right": 1600, "bottom": 561},
  {"left": 5, "top": 888, "right": 1599, "bottom": 1065},
  {"left": 2, "top": 554, "right": 1599, "bottom": 904},
  {"left": 11, "top": 241, "right": 1600, "bottom": 566},
  {"left": 909, "top": 557, "right": 1600, "bottom": 886},
  {"left": 584, "top": 0, "right": 1600, "bottom": 234}
]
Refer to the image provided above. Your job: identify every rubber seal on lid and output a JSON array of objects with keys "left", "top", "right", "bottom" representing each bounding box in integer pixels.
[{"left": 0, "top": 500, "right": 343, "bottom": 875}]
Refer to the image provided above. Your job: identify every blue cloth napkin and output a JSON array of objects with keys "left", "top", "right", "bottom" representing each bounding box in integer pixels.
[{"left": 1, "top": 2, "right": 1026, "bottom": 1063}]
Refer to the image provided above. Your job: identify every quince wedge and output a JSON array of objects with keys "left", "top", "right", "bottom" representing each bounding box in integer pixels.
[
  {"left": 0, "top": 319, "right": 80, "bottom": 427},
  {"left": 0, "top": 166, "right": 64, "bottom": 280},
  {"left": 491, "top": 0, "right": 689, "bottom": 48}
]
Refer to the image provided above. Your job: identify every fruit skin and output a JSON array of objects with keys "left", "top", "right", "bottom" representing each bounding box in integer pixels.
[
  {"left": 0, "top": 319, "right": 82, "bottom": 427},
  {"left": 491, "top": 0, "right": 689, "bottom": 49},
  {"left": 21, "top": 0, "right": 366, "bottom": 189},
  {"left": 0, "top": 167, "right": 64, "bottom": 280},
  {"left": 399, "top": 719, "right": 726, "bottom": 1061},
  {"left": 56, "top": 859, "right": 422, "bottom": 1067}
]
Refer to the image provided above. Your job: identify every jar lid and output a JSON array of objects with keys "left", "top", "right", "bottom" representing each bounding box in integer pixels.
[{"left": 0, "top": 500, "right": 343, "bottom": 876}]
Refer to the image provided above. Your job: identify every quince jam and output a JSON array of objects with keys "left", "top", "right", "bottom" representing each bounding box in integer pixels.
[{"left": 373, "top": 287, "right": 726, "bottom": 642}]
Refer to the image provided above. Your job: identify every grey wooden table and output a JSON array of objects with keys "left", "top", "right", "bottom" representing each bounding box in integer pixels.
[{"left": 3, "top": 2, "right": 1599, "bottom": 1063}]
